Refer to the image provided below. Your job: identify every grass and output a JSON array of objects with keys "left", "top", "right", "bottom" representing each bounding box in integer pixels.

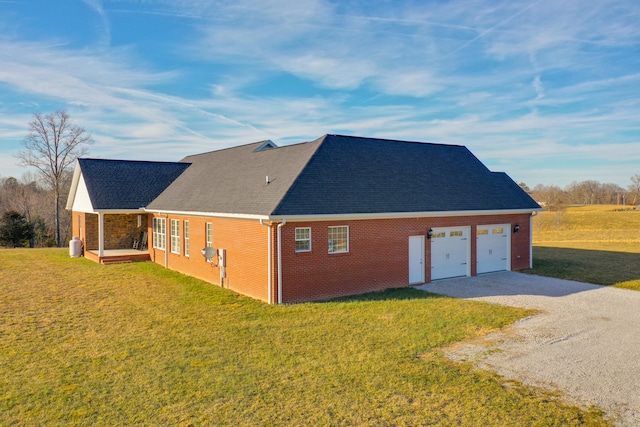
[
  {"left": 0, "top": 249, "right": 609, "bottom": 426},
  {"left": 530, "top": 205, "right": 640, "bottom": 290}
]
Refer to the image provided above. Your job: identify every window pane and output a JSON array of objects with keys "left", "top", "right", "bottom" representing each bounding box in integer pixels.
[
  {"left": 184, "top": 221, "right": 190, "bottom": 256},
  {"left": 328, "top": 226, "right": 348, "bottom": 253},
  {"left": 295, "top": 227, "right": 311, "bottom": 252},
  {"left": 206, "top": 223, "right": 213, "bottom": 247},
  {"left": 153, "top": 218, "right": 166, "bottom": 250},
  {"left": 170, "top": 219, "right": 180, "bottom": 254}
]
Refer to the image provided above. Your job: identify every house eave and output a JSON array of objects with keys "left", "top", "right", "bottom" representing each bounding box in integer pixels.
[
  {"left": 65, "top": 161, "right": 82, "bottom": 211},
  {"left": 267, "top": 208, "right": 542, "bottom": 222},
  {"left": 142, "top": 208, "right": 541, "bottom": 222},
  {"left": 72, "top": 208, "right": 147, "bottom": 215},
  {"left": 143, "top": 208, "right": 268, "bottom": 221}
]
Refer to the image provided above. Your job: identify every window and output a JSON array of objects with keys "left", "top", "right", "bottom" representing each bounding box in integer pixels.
[
  {"left": 432, "top": 231, "right": 446, "bottom": 239},
  {"left": 206, "top": 223, "right": 213, "bottom": 247},
  {"left": 328, "top": 226, "right": 348, "bottom": 253},
  {"left": 493, "top": 228, "right": 504, "bottom": 234},
  {"left": 184, "top": 221, "right": 190, "bottom": 257},
  {"left": 205, "top": 222, "right": 213, "bottom": 261},
  {"left": 295, "top": 227, "right": 311, "bottom": 252},
  {"left": 450, "top": 231, "right": 463, "bottom": 237},
  {"left": 152, "top": 217, "right": 166, "bottom": 250},
  {"left": 477, "top": 229, "right": 489, "bottom": 235},
  {"left": 170, "top": 219, "right": 180, "bottom": 254}
]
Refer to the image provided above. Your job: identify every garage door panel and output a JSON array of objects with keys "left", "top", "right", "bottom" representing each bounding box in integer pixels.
[
  {"left": 431, "top": 227, "right": 470, "bottom": 280},
  {"left": 477, "top": 225, "right": 510, "bottom": 274}
]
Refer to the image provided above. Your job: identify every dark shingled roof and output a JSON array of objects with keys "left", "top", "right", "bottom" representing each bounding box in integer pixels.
[
  {"left": 78, "top": 158, "right": 190, "bottom": 210},
  {"left": 147, "top": 134, "right": 540, "bottom": 216},
  {"left": 147, "top": 139, "right": 322, "bottom": 214}
]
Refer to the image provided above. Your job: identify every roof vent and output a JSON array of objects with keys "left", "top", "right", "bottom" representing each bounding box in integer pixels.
[{"left": 254, "top": 140, "right": 277, "bottom": 152}]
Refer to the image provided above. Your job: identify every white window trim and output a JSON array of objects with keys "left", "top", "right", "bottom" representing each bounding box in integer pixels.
[
  {"left": 170, "top": 219, "right": 180, "bottom": 254},
  {"left": 328, "top": 225, "right": 349, "bottom": 254},
  {"left": 153, "top": 217, "right": 166, "bottom": 250},
  {"left": 184, "top": 220, "right": 190, "bottom": 257},
  {"left": 295, "top": 227, "right": 312, "bottom": 252}
]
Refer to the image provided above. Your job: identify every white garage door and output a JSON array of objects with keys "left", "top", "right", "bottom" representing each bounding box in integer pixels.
[
  {"left": 477, "top": 224, "right": 510, "bottom": 274},
  {"left": 431, "top": 227, "right": 470, "bottom": 280}
]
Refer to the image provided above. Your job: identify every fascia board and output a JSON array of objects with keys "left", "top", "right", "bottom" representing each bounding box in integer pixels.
[
  {"left": 267, "top": 208, "right": 543, "bottom": 222},
  {"left": 142, "top": 208, "right": 541, "bottom": 222},
  {"left": 143, "top": 208, "right": 269, "bottom": 221},
  {"left": 93, "top": 208, "right": 147, "bottom": 214},
  {"left": 65, "top": 162, "right": 82, "bottom": 211}
]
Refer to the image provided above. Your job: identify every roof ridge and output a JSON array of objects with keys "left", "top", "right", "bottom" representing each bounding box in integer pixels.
[
  {"left": 182, "top": 139, "right": 274, "bottom": 159},
  {"left": 326, "top": 133, "right": 466, "bottom": 148}
]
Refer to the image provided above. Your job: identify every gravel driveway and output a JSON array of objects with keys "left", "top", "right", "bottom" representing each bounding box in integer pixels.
[{"left": 417, "top": 272, "right": 640, "bottom": 426}]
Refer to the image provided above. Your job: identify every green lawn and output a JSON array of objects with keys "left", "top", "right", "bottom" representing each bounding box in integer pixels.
[
  {"left": 530, "top": 205, "right": 640, "bottom": 290},
  {"left": 0, "top": 249, "right": 608, "bottom": 426}
]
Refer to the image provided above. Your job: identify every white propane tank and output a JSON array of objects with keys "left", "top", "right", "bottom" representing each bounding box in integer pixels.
[{"left": 69, "top": 236, "right": 82, "bottom": 257}]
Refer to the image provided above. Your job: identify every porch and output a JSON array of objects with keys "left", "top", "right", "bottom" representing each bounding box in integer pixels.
[
  {"left": 85, "top": 248, "right": 151, "bottom": 264},
  {"left": 76, "top": 211, "right": 150, "bottom": 264}
]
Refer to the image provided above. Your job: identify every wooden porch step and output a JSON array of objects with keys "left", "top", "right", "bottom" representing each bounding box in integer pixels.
[{"left": 101, "top": 257, "right": 133, "bottom": 265}]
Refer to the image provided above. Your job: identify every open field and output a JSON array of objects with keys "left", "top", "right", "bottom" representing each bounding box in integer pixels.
[
  {"left": 0, "top": 249, "right": 609, "bottom": 426},
  {"left": 530, "top": 205, "right": 640, "bottom": 290}
]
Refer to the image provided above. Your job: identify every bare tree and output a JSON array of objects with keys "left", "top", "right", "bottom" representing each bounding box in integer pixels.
[
  {"left": 629, "top": 174, "right": 640, "bottom": 206},
  {"left": 16, "top": 111, "right": 93, "bottom": 247}
]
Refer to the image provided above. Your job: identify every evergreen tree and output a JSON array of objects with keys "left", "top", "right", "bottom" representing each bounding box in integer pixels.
[{"left": 0, "top": 210, "right": 34, "bottom": 248}]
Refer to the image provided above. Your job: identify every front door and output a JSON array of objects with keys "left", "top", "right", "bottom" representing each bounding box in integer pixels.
[{"left": 408, "top": 235, "right": 425, "bottom": 284}]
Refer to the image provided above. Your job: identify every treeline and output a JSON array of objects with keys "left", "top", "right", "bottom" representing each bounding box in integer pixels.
[
  {"left": 523, "top": 175, "right": 640, "bottom": 210},
  {"left": 0, "top": 172, "right": 72, "bottom": 247}
]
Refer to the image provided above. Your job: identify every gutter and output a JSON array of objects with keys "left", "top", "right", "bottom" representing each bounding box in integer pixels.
[
  {"left": 266, "top": 208, "right": 543, "bottom": 223},
  {"left": 144, "top": 208, "right": 542, "bottom": 223}
]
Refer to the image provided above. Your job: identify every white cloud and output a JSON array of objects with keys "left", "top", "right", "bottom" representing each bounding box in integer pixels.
[
  {"left": 0, "top": 0, "right": 639, "bottom": 187},
  {"left": 532, "top": 75, "right": 544, "bottom": 100}
]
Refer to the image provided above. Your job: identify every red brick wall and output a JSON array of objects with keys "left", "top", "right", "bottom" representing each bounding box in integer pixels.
[
  {"left": 103, "top": 214, "right": 146, "bottom": 249},
  {"left": 280, "top": 213, "right": 532, "bottom": 303},
  {"left": 146, "top": 212, "right": 532, "bottom": 304},
  {"left": 149, "top": 214, "right": 270, "bottom": 302}
]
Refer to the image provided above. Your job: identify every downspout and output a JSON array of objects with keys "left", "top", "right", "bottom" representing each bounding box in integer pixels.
[
  {"left": 259, "top": 219, "right": 273, "bottom": 304},
  {"left": 530, "top": 211, "right": 538, "bottom": 269},
  {"left": 277, "top": 219, "right": 287, "bottom": 304}
]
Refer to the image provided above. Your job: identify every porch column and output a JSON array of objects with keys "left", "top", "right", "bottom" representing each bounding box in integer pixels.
[{"left": 98, "top": 212, "right": 105, "bottom": 258}]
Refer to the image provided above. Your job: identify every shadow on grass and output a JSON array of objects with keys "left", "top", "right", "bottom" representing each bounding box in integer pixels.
[
  {"left": 529, "top": 246, "right": 640, "bottom": 287},
  {"left": 319, "top": 287, "right": 450, "bottom": 304}
]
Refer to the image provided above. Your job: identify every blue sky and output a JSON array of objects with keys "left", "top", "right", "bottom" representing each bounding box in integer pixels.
[{"left": 0, "top": 0, "right": 639, "bottom": 188}]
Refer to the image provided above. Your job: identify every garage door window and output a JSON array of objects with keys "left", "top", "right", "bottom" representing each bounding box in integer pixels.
[
  {"left": 493, "top": 228, "right": 504, "bottom": 234},
  {"left": 432, "top": 231, "right": 446, "bottom": 239}
]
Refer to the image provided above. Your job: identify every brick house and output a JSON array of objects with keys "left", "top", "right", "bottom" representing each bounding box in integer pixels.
[{"left": 67, "top": 134, "right": 540, "bottom": 303}]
